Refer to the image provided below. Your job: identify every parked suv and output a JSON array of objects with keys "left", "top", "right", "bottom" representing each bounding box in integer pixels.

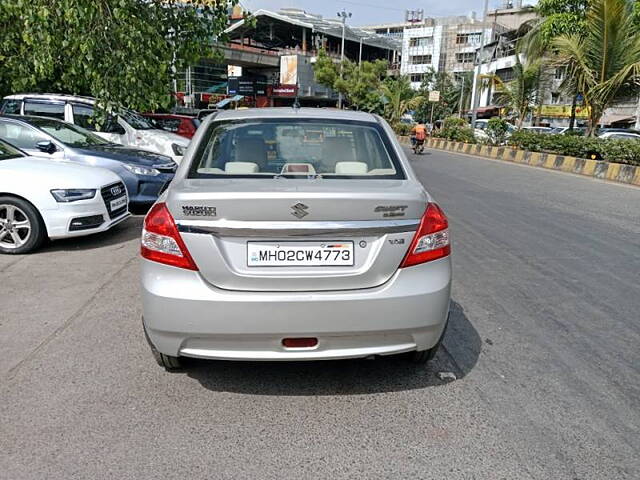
[
  {"left": 0, "top": 94, "right": 189, "bottom": 163},
  {"left": 141, "top": 108, "right": 452, "bottom": 370}
]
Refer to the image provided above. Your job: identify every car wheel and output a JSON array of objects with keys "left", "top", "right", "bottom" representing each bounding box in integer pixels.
[
  {"left": 0, "top": 197, "right": 46, "bottom": 254},
  {"left": 143, "top": 323, "right": 183, "bottom": 370},
  {"left": 407, "top": 317, "right": 449, "bottom": 365}
]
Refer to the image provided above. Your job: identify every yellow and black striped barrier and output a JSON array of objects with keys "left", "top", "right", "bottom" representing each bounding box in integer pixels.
[{"left": 398, "top": 136, "right": 640, "bottom": 187}]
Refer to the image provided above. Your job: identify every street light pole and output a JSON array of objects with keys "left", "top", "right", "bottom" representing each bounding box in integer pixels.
[
  {"left": 337, "top": 9, "right": 352, "bottom": 109},
  {"left": 470, "top": 0, "right": 489, "bottom": 127},
  {"left": 459, "top": 76, "right": 465, "bottom": 118},
  {"left": 359, "top": 36, "right": 363, "bottom": 65}
]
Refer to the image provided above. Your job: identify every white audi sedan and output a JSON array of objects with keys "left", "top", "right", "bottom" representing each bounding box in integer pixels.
[
  {"left": 141, "top": 108, "right": 451, "bottom": 370},
  {"left": 0, "top": 139, "right": 130, "bottom": 254}
]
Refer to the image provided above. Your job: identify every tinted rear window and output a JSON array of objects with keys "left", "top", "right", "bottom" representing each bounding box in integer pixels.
[
  {"left": 24, "top": 101, "right": 65, "bottom": 119},
  {"left": 0, "top": 99, "right": 22, "bottom": 115},
  {"left": 188, "top": 119, "right": 404, "bottom": 179},
  {"left": 154, "top": 118, "right": 182, "bottom": 133}
]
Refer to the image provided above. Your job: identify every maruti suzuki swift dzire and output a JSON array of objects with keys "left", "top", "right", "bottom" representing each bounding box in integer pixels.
[{"left": 141, "top": 108, "right": 451, "bottom": 370}]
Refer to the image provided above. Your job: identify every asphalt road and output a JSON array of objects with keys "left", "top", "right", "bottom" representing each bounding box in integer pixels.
[{"left": 2, "top": 147, "right": 639, "bottom": 479}]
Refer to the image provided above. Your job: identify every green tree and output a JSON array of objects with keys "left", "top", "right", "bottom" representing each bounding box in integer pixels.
[
  {"left": 0, "top": 0, "right": 234, "bottom": 114},
  {"left": 553, "top": 0, "right": 640, "bottom": 134},
  {"left": 380, "top": 75, "right": 422, "bottom": 125},
  {"left": 313, "top": 49, "right": 388, "bottom": 112},
  {"left": 491, "top": 57, "right": 541, "bottom": 127},
  {"left": 413, "top": 68, "right": 462, "bottom": 123},
  {"left": 534, "top": 0, "right": 590, "bottom": 48},
  {"left": 485, "top": 117, "right": 510, "bottom": 145},
  {"left": 519, "top": 0, "right": 590, "bottom": 127}
]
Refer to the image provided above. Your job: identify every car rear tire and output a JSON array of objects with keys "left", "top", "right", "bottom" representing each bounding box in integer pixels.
[
  {"left": 408, "top": 316, "right": 449, "bottom": 365},
  {"left": 0, "top": 196, "right": 46, "bottom": 255},
  {"left": 143, "top": 323, "right": 182, "bottom": 371}
]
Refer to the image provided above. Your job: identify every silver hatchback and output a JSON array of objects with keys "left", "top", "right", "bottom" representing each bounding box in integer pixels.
[{"left": 141, "top": 108, "right": 451, "bottom": 369}]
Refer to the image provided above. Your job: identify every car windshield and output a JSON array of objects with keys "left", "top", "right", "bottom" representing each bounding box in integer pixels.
[
  {"left": 29, "top": 118, "right": 108, "bottom": 147},
  {"left": 120, "top": 109, "right": 154, "bottom": 130},
  {"left": 189, "top": 119, "right": 404, "bottom": 179},
  {"left": 0, "top": 139, "right": 25, "bottom": 160}
]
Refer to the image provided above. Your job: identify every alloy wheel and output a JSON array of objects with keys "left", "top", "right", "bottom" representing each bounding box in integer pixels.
[{"left": 0, "top": 204, "right": 32, "bottom": 249}]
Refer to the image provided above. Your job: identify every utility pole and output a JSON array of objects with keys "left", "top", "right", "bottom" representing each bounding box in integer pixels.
[
  {"left": 470, "top": 0, "right": 490, "bottom": 127},
  {"left": 337, "top": 9, "right": 352, "bottom": 109},
  {"left": 459, "top": 76, "right": 465, "bottom": 118}
]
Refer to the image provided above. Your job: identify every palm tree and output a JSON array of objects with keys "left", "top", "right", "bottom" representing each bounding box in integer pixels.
[
  {"left": 517, "top": 1, "right": 590, "bottom": 128},
  {"left": 490, "top": 57, "right": 541, "bottom": 128},
  {"left": 380, "top": 76, "right": 423, "bottom": 125},
  {"left": 553, "top": 0, "right": 640, "bottom": 135}
]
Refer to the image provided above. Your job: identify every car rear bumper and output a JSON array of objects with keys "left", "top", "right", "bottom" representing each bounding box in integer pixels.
[{"left": 141, "top": 257, "right": 452, "bottom": 361}]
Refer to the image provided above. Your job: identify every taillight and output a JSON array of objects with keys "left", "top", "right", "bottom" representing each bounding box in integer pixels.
[
  {"left": 400, "top": 203, "right": 451, "bottom": 268},
  {"left": 141, "top": 203, "right": 198, "bottom": 270}
]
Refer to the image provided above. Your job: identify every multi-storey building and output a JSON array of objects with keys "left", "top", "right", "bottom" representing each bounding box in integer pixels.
[
  {"left": 472, "top": 29, "right": 639, "bottom": 128},
  {"left": 363, "top": 15, "right": 508, "bottom": 89}
]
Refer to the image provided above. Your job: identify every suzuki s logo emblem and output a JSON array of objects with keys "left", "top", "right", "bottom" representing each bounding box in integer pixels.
[
  {"left": 111, "top": 186, "right": 122, "bottom": 196},
  {"left": 291, "top": 203, "right": 309, "bottom": 219}
]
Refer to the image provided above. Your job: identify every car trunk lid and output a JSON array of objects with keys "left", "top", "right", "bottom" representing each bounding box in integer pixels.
[{"left": 169, "top": 178, "right": 426, "bottom": 292}]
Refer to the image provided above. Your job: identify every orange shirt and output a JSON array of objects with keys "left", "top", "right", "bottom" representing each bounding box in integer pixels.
[{"left": 412, "top": 124, "right": 427, "bottom": 140}]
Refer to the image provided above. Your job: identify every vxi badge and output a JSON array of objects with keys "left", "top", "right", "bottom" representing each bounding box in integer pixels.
[{"left": 182, "top": 205, "right": 217, "bottom": 217}]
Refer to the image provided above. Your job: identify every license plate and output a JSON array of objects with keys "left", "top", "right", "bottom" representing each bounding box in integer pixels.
[
  {"left": 110, "top": 196, "right": 127, "bottom": 211},
  {"left": 247, "top": 241, "right": 354, "bottom": 267}
]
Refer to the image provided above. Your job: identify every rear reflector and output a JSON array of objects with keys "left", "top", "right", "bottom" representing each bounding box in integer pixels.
[
  {"left": 282, "top": 338, "right": 318, "bottom": 348},
  {"left": 141, "top": 203, "right": 198, "bottom": 270},
  {"left": 400, "top": 202, "right": 451, "bottom": 267}
]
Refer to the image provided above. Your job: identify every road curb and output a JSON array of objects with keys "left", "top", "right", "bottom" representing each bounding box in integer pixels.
[{"left": 398, "top": 136, "right": 640, "bottom": 187}]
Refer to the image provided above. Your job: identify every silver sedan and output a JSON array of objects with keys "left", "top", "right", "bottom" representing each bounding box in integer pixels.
[{"left": 140, "top": 108, "right": 451, "bottom": 369}]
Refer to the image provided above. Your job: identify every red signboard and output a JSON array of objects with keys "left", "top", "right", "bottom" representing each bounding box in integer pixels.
[{"left": 269, "top": 85, "right": 298, "bottom": 97}]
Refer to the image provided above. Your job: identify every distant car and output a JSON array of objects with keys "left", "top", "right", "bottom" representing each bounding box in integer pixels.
[
  {"left": 0, "top": 94, "right": 189, "bottom": 163},
  {"left": 143, "top": 113, "right": 201, "bottom": 139},
  {"left": 197, "top": 109, "right": 219, "bottom": 121},
  {"left": 522, "top": 126, "right": 554, "bottom": 134},
  {"left": 598, "top": 130, "right": 640, "bottom": 140},
  {"left": 141, "top": 107, "right": 452, "bottom": 370},
  {"left": 473, "top": 119, "right": 516, "bottom": 142},
  {"left": 551, "top": 127, "right": 587, "bottom": 135},
  {"left": 0, "top": 116, "right": 176, "bottom": 206},
  {"left": 0, "top": 138, "right": 129, "bottom": 254}
]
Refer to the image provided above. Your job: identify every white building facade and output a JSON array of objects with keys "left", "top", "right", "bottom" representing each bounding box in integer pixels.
[{"left": 364, "top": 17, "right": 506, "bottom": 89}]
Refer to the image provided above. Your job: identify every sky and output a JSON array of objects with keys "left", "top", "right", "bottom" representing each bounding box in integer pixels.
[{"left": 239, "top": 0, "right": 539, "bottom": 26}]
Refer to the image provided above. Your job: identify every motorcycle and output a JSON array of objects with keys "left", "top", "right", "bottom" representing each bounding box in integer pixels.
[{"left": 412, "top": 138, "right": 425, "bottom": 155}]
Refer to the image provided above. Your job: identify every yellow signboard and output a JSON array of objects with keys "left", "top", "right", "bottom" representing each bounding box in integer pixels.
[{"left": 538, "top": 104, "right": 590, "bottom": 119}]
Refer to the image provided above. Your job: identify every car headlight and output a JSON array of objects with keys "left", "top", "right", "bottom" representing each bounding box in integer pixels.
[
  {"left": 171, "top": 143, "right": 187, "bottom": 156},
  {"left": 50, "top": 189, "right": 97, "bottom": 202},
  {"left": 123, "top": 163, "right": 160, "bottom": 176}
]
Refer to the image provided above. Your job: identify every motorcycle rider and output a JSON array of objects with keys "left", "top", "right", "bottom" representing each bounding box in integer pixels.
[{"left": 411, "top": 123, "right": 427, "bottom": 152}]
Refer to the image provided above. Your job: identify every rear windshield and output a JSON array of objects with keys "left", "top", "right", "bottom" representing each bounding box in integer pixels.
[{"left": 188, "top": 119, "right": 404, "bottom": 179}]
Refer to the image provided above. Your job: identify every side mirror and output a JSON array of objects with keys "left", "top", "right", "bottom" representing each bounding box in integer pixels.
[
  {"left": 36, "top": 140, "right": 57, "bottom": 154},
  {"left": 113, "top": 124, "right": 126, "bottom": 135}
]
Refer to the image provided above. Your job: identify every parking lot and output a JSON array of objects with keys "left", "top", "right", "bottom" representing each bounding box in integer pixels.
[{"left": 2, "top": 147, "right": 639, "bottom": 479}]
